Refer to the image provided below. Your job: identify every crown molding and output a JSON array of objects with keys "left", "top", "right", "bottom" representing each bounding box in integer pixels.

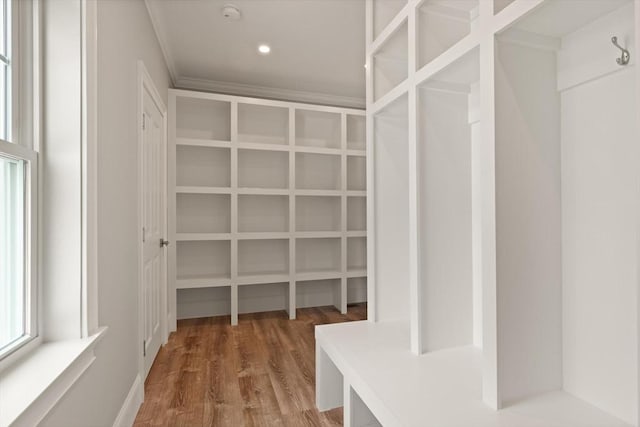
[
  {"left": 144, "top": 0, "right": 178, "bottom": 85},
  {"left": 175, "top": 76, "right": 366, "bottom": 109},
  {"left": 143, "top": 2, "right": 365, "bottom": 109}
]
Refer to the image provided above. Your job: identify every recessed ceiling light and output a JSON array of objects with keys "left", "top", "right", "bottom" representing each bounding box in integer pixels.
[
  {"left": 221, "top": 4, "right": 241, "bottom": 20},
  {"left": 258, "top": 44, "right": 271, "bottom": 55}
]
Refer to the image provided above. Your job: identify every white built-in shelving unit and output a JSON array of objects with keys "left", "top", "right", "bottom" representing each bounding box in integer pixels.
[
  {"left": 317, "top": 1, "right": 640, "bottom": 426},
  {"left": 168, "top": 89, "right": 367, "bottom": 327}
]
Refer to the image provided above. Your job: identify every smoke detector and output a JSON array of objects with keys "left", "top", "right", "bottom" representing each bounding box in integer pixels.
[{"left": 221, "top": 4, "right": 241, "bottom": 21}]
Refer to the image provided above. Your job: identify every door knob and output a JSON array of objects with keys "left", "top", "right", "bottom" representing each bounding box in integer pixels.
[{"left": 160, "top": 238, "right": 170, "bottom": 248}]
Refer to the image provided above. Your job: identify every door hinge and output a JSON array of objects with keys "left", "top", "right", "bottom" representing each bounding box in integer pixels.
[
  {"left": 142, "top": 114, "right": 146, "bottom": 130},
  {"left": 142, "top": 227, "right": 146, "bottom": 243},
  {"left": 143, "top": 340, "right": 146, "bottom": 357}
]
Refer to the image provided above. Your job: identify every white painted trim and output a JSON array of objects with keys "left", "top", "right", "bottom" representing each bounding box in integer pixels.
[
  {"left": 479, "top": 0, "right": 498, "bottom": 409},
  {"left": 175, "top": 76, "right": 365, "bottom": 110},
  {"left": 491, "top": 0, "right": 545, "bottom": 35},
  {"left": 137, "top": 61, "right": 169, "bottom": 387},
  {"left": 143, "top": 0, "right": 177, "bottom": 86},
  {"left": 112, "top": 374, "right": 143, "bottom": 427},
  {"left": 414, "top": 34, "right": 479, "bottom": 88},
  {"left": 81, "top": 0, "right": 99, "bottom": 337},
  {"left": 370, "top": 78, "right": 410, "bottom": 115},
  {"left": 367, "top": 4, "right": 410, "bottom": 58},
  {"left": 636, "top": 3, "right": 640, "bottom": 426},
  {"left": 364, "top": 0, "right": 376, "bottom": 323},
  {"left": 0, "top": 328, "right": 107, "bottom": 427},
  {"left": 170, "top": 88, "right": 364, "bottom": 114},
  {"left": 496, "top": 28, "right": 560, "bottom": 52},
  {"left": 407, "top": 4, "right": 422, "bottom": 356}
]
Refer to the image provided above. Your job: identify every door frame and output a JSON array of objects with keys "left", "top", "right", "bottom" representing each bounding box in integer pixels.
[{"left": 137, "top": 60, "right": 168, "bottom": 384}]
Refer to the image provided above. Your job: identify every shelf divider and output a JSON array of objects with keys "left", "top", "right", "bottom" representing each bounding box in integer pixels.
[{"left": 288, "top": 107, "right": 297, "bottom": 320}]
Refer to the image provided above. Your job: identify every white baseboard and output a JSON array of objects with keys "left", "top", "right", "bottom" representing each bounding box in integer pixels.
[{"left": 112, "top": 374, "right": 143, "bottom": 427}]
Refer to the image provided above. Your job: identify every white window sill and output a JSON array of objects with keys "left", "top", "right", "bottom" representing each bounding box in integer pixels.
[{"left": 0, "top": 327, "right": 107, "bottom": 427}]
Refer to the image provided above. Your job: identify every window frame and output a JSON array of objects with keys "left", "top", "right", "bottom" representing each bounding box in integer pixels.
[{"left": 0, "top": 0, "right": 39, "bottom": 368}]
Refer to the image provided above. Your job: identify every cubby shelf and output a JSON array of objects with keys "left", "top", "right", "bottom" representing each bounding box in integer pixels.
[
  {"left": 417, "top": 0, "right": 479, "bottom": 70},
  {"left": 295, "top": 231, "right": 343, "bottom": 239},
  {"left": 345, "top": 149, "right": 366, "bottom": 157},
  {"left": 236, "top": 274, "right": 291, "bottom": 286},
  {"left": 236, "top": 232, "right": 290, "bottom": 240},
  {"left": 316, "top": 1, "right": 640, "bottom": 427},
  {"left": 175, "top": 138, "right": 231, "bottom": 148},
  {"left": 236, "top": 142, "right": 290, "bottom": 152},
  {"left": 175, "top": 233, "right": 232, "bottom": 241},
  {"left": 295, "top": 146, "right": 343, "bottom": 156},
  {"left": 176, "top": 277, "right": 231, "bottom": 289},
  {"left": 176, "top": 186, "right": 232, "bottom": 195},
  {"left": 296, "top": 271, "right": 343, "bottom": 282},
  {"left": 169, "top": 89, "right": 367, "bottom": 327},
  {"left": 295, "top": 189, "right": 343, "bottom": 197},
  {"left": 346, "top": 269, "right": 367, "bottom": 279}
]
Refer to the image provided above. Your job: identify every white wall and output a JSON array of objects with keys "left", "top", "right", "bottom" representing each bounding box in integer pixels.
[
  {"left": 559, "top": 6, "right": 638, "bottom": 422},
  {"left": 418, "top": 88, "right": 473, "bottom": 353},
  {"left": 41, "top": 1, "right": 170, "bottom": 425},
  {"left": 373, "top": 104, "right": 410, "bottom": 323},
  {"left": 41, "top": 0, "right": 83, "bottom": 341},
  {"left": 561, "top": 66, "right": 638, "bottom": 427},
  {"left": 494, "top": 40, "right": 563, "bottom": 405}
]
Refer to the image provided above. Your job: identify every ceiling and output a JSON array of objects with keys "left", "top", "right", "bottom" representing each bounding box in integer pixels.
[{"left": 145, "top": 0, "right": 366, "bottom": 108}]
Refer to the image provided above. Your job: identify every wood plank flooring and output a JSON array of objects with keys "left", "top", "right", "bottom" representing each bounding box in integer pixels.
[{"left": 134, "top": 304, "right": 367, "bottom": 427}]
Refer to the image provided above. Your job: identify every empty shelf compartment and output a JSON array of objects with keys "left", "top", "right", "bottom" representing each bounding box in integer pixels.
[
  {"left": 347, "top": 156, "right": 366, "bottom": 191},
  {"left": 347, "top": 196, "right": 366, "bottom": 231},
  {"left": 296, "top": 152, "right": 341, "bottom": 190},
  {"left": 238, "top": 239, "right": 290, "bottom": 277},
  {"left": 373, "top": 21, "right": 408, "bottom": 101},
  {"left": 176, "top": 145, "right": 231, "bottom": 188},
  {"left": 176, "top": 240, "right": 231, "bottom": 281},
  {"left": 347, "top": 115, "right": 366, "bottom": 151},
  {"left": 296, "top": 196, "right": 341, "bottom": 232},
  {"left": 296, "top": 109, "right": 341, "bottom": 149},
  {"left": 417, "top": 0, "right": 478, "bottom": 70},
  {"left": 238, "top": 103, "right": 289, "bottom": 145},
  {"left": 347, "top": 237, "right": 367, "bottom": 271},
  {"left": 175, "top": 96, "right": 231, "bottom": 141},
  {"left": 238, "top": 149, "right": 289, "bottom": 189},
  {"left": 296, "top": 237, "right": 341, "bottom": 274},
  {"left": 238, "top": 194, "right": 289, "bottom": 233},
  {"left": 176, "top": 193, "right": 231, "bottom": 233}
]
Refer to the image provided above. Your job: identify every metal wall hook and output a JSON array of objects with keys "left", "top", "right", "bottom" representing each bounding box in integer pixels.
[{"left": 611, "top": 36, "right": 630, "bottom": 66}]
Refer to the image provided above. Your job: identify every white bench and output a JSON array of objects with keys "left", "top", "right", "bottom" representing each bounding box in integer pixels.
[{"left": 315, "top": 320, "right": 631, "bottom": 427}]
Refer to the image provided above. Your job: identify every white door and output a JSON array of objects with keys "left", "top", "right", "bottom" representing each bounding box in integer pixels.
[{"left": 142, "top": 88, "right": 166, "bottom": 377}]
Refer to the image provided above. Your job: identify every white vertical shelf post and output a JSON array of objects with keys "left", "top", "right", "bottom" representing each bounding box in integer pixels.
[
  {"left": 340, "top": 112, "right": 348, "bottom": 314},
  {"left": 406, "top": 0, "right": 421, "bottom": 356},
  {"left": 479, "top": 0, "right": 498, "bottom": 410},
  {"left": 288, "top": 107, "right": 296, "bottom": 320},
  {"left": 365, "top": 0, "right": 376, "bottom": 323},
  {"left": 636, "top": 5, "right": 640, "bottom": 424},
  {"left": 167, "top": 92, "right": 178, "bottom": 332},
  {"left": 230, "top": 101, "right": 239, "bottom": 325}
]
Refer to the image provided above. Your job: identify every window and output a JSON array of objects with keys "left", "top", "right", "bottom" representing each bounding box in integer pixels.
[
  {"left": 0, "top": 0, "right": 10, "bottom": 141},
  {"left": 0, "top": 0, "right": 37, "bottom": 362}
]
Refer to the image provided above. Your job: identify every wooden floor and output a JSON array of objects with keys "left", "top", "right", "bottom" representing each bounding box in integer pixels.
[{"left": 133, "top": 304, "right": 367, "bottom": 427}]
